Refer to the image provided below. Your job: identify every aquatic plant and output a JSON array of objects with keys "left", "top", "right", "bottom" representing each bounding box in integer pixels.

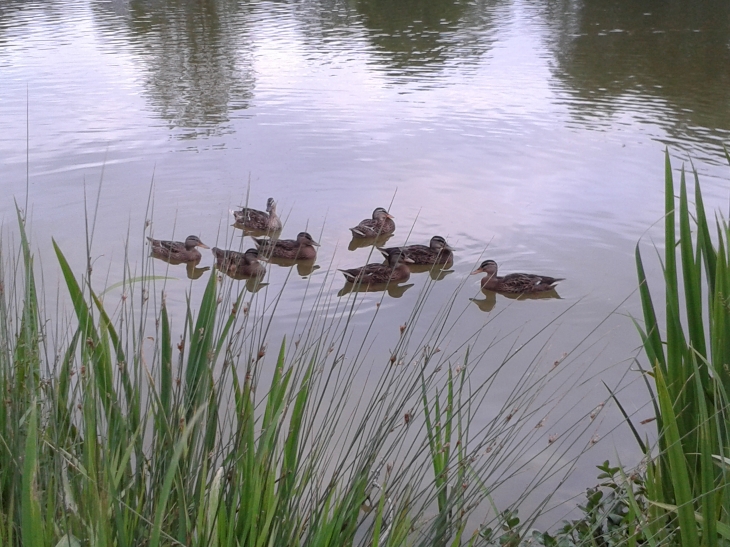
[{"left": 630, "top": 151, "right": 730, "bottom": 546}]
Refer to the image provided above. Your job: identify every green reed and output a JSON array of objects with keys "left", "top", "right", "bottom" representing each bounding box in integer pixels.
[
  {"left": 633, "top": 151, "right": 730, "bottom": 546},
  {"left": 0, "top": 203, "right": 611, "bottom": 547}
]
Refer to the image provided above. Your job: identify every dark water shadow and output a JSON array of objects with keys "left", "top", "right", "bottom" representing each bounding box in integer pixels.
[
  {"left": 402, "top": 262, "right": 454, "bottom": 281},
  {"left": 470, "top": 288, "right": 562, "bottom": 312},
  {"left": 215, "top": 268, "right": 269, "bottom": 293},
  {"left": 265, "top": 257, "right": 320, "bottom": 278},
  {"left": 150, "top": 251, "right": 211, "bottom": 280},
  {"left": 348, "top": 233, "right": 393, "bottom": 251},
  {"left": 338, "top": 281, "right": 414, "bottom": 299}
]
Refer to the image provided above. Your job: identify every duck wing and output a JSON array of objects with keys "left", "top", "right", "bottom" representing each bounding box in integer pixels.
[
  {"left": 212, "top": 247, "right": 244, "bottom": 268},
  {"left": 148, "top": 238, "right": 184, "bottom": 254},
  {"left": 349, "top": 219, "right": 380, "bottom": 238},
  {"left": 398, "top": 244, "right": 433, "bottom": 264},
  {"left": 339, "top": 263, "right": 393, "bottom": 284},
  {"left": 501, "top": 273, "right": 564, "bottom": 293},
  {"left": 233, "top": 207, "right": 268, "bottom": 228}
]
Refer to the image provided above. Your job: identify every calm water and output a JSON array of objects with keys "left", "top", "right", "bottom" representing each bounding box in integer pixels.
[{"left": 3, "top": 0, "right": 730, "bottom": 524}]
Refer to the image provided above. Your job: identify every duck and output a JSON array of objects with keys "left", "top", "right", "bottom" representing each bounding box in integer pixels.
[
  {"left": 232, "top": 197, "right": 283, "bottom": 232},
  {"left": 379, "top": 235, "right": 454, "bottom": 265},
  {"left": 147, "top": 235, "right": 209, "bottom": 263},
  {"left": 252, "top": 231, "right": 320, "bottom": 260},
  {"left": 339, "top": 248, "right": 414, "bottom": 285},
  {"left": 471, "top": 260, "right": 564, "bottom": 293},
  {"left": 349, "top": 207, "right": 395, "bottom": 238},
  {"left": 211, "top": 247, "right": 266, "bottom": 278}
]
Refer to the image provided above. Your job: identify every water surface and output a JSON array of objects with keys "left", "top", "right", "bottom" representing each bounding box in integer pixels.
[{"left": 2, "top": 0, "right": 730, "bottom": 525}]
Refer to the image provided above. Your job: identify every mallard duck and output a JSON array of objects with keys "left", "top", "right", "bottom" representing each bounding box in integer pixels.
[
  {"left": 379, "top": 236, "right": 453, "bottom": 265},
  {"left": 252, "top": 232, "right": 320, "bottom": 260},
  {"left": 232, "top": 198, "right": 282, "bottom": 232},
  {"left": 471, "top": 260, "right": 564, "bottom": 293},
  {"left": 147, "top": 235, "right": 209, "bottom": 263},
  {"left": 339, "top": 248, "right": 414, "bottom": 285},
  {"left": 349, "top": 207, "right": 395, "bottom": 238},
  {"left": 211, "top": 247, "right": 266, "bottom": 278}
]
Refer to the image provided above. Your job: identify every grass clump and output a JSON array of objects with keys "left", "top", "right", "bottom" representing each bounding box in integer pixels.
[
  {"left": 0, "top": 202, "right": 606, "bottom": 546},
  {"left": 632, "top": 151, "right": 730, "bottom": 546}
]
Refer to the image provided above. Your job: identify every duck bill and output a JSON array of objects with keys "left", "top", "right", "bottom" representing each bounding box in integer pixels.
[
  {"left": 311, "top": 240, "right": 321, "bottom": 247},
  {"left": 386, "top": 213, "right": 395, "bottom": 219},
  {"left": 470, "top": 268, "right": 483, "bottom": 275},
  {"left": 443, "top": 244, "right": 455, "bottom": 252},
  {"left": 197, "top": 242, "right": 210, "bottom": 249}
]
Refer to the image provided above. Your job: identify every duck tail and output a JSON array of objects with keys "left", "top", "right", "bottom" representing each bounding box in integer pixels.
[{"left": 338, "top": 269, "right": 357, "bottom": 282}]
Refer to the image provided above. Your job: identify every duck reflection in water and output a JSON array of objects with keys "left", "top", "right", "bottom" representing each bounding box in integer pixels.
[
  {"left": 348, "top": 232, "right": 393, "bottom": 251},
  {"left": 470, "top": 288, "right": 561, "bottom": 312},
  {"left": 338, "top": 282, "right": 414, "bottom": 299},
  {"left": 266, "top": 257, "right": 321, "bottom": 277},
  {"left": 149, "top": 252, "right": 211, "bottom": 280},
  {"left": 399, "top": 263, "right": 453, "bottom": 281},
  {"left": 232, "top": 223, "right": 283, "bottom": 240}
]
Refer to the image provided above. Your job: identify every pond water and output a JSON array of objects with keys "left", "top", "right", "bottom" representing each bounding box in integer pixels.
[{"left": 2, "top": 0, "right": 730, "bottom": 527}]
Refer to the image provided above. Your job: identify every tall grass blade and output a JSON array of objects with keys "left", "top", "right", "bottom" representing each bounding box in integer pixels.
[
  {"left": 21, "top": 404, "right": 42, "bottom": 547},
  {"left": 149, "top": 406, "right": 205, "bottom": 547},
  {"left": 654, "top": 366, "right": 698, "bottom": 547}
]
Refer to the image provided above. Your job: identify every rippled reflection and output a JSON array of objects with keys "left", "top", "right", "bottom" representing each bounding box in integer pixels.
[
  {"left": 91, "top": 0, "right": 255, "bottom": 138},
  {"left": 539, "top": 0, "right": 730, "bottom": 159},
  {"left": 355, "top": 0, "right": 503, "bottom": 84}
]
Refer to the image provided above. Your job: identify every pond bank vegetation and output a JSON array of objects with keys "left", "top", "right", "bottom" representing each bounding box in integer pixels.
[{"left": 1, "top": 152, "right": 728, "bottom": 546}]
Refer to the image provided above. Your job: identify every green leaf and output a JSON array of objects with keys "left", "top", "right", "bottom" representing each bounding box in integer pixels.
[{"left": 21, "top": 404, "right": 43, "bottom": 547}]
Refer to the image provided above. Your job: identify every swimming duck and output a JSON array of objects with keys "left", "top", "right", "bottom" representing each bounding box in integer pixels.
[
  {"left": 339, "top": 248, "right": 414, "bottom": 285},
  {"left": 147, "top": 235, "right": 209, "bottom": 263},
  {"left": 379, "top": 235, "right": 453, "bottom": 265},
  {"left": 232, "top": 198, "right": 283, "bottom": 232},
  {"left": 349, "top": 207, "right": 395, "bottom": 238},
  {"left": 252, "top": 231, "right": 320, "bottom": 260},
  {"left": 211, "top": 247, "right": 266, "bottom": 278},
  {"left": 471, "top": 260, "right": 564, "bottom": 293}
]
